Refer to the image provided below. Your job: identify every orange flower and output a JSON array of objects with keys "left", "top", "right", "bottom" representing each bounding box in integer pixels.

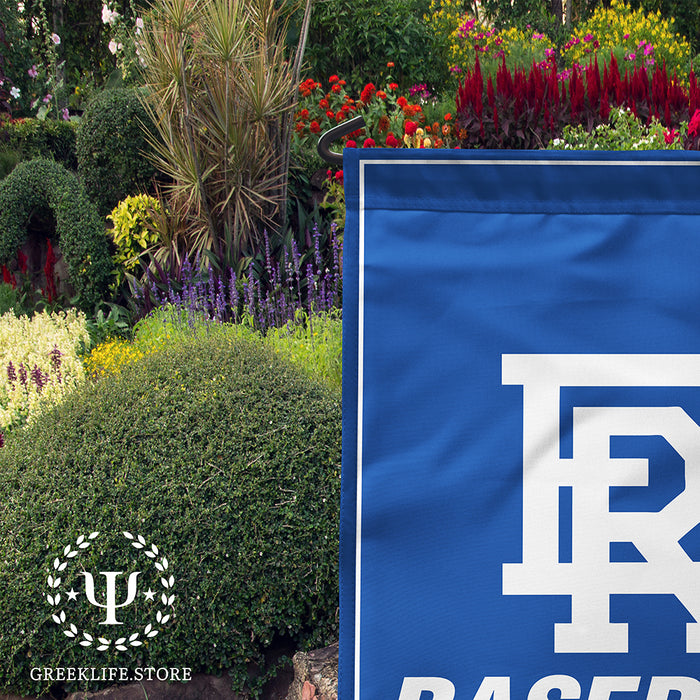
[
  {"left": 376, "top": 90, "right": 387, "bottom": 100},
  {"left": 397, "top": 96, "right": 408, "bottom": 108},
  {"left": 444, "top": 112, "right": 452, "bottom": 121},
  {"left": 387, "top": 61, "right": 395, "bottom": 68}
]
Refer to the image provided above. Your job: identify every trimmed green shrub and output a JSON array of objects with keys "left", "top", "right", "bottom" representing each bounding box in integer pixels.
[
  {"left": 3, "top": 117, "right": 78, "bottom": 171},
  {"left": 76, "top": 88, "right": 157, "bottom": 216},
  {"left": 0, "top": 332, "right": 341, "bottom": 697},
  {"left": 0, "top": 157, "right": 114, "bottom": 310}
]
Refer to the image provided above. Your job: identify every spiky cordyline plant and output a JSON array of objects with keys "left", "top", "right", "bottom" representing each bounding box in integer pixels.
[{"left": 137, "top": 0, "right": 311, "bottom": 270}]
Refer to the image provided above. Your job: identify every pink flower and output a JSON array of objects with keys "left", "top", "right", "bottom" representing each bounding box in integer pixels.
[
  {"left": 664, "top": 128, "right": 678, "bottom": 144},
  {"left": 644, "top": 43, "right": 654, "bottom": 56},
  {"left": 42, "top": 93, "right": 52, "bottom": 103},
  {"left": 27, "top": 65, "right": 38, "bottom": 78},
  {"left": 61, "top": 107, "right": 70, "bottom": 120},
  {"left": 362, "top": 138, "right": 376, "bottom": 148},
  {"left": 51, "top": 33, "right": 60, "bottom": 45},
  {"left": 345, "top": 139, "right": 357, "bottom": 148}
]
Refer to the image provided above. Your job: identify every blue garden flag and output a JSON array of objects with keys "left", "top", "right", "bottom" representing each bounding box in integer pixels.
[{"left": 341, "top": 149, "right": 700, "bottom": 700}]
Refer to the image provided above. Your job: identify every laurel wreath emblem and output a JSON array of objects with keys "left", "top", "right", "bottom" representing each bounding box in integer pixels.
[{"left": 47, "top": 531, "right": 175, "bottom": 652}]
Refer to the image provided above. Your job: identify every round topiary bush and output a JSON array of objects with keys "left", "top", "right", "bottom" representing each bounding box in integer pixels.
[
  {"left": 0, "top": 331, "right": 341, "bottom": 698},
  {"left": 76, "top": 88, "right": 157, "bottom": 216},
  {"left": 0, "top": 157, "right": 114, "bottom": 310}
]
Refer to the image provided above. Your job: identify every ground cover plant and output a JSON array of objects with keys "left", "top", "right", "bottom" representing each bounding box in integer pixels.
[{"left": 0, "top": 329, "right": 341, "bottom": 698}]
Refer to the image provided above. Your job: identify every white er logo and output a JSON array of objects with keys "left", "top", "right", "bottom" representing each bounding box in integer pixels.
[{"left": 502, "top": 354, "right": 700, "bottom": 654}]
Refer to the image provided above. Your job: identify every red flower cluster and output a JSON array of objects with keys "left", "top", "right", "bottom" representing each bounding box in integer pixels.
[
  {"left": 360, "top": 83, "right": 376, "bottom": 104},
  {"left": 456, "top": 54, "right": 700, "bottom": 150},
  {"left": 299, "top": 78, "right": 320, "bottom": 98}
]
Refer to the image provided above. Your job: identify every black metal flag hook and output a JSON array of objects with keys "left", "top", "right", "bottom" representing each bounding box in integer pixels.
[{"left": 317, "top": 114, "right": 366, "bottom": 166}]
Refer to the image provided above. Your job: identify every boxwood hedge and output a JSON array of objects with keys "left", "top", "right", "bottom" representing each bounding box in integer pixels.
[
  {"left": 0, "top": 332, "right": 341, "bottom": 697},
  {"left": 0, "top": 157, "right": 113, "bottom": 311},
  {"left": 76, "top": 88, "right": 157, "bottom": 216}
]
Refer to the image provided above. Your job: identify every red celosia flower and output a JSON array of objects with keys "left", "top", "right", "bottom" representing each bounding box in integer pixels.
[
  {"left": 329, "top": 75, "right": 339, "bottom": 83},
  {"left": 664, "top": 128, "right": 678, "bottom": 144},
  {"left": 363, "top": 137, "right": 376, "bottom": 148},
  {"left": 2, "top": 264, "right": 15, "bottom": 289},
  {"left": 404, "top": 120, "right": 417, "bottom": 136},
  {"left": 335, "top": 170, "right": 344, "bottom": 184},
  {"left": 345, "top": 139, "right": 357, "bottom": 148},
  {"left": 17, "top": 249, "right": 28, "bottom": 274},
  {"left": 688, "top": 109, "right": 700, "bottom": 138},
  {"left": 310, "top": 120, "right": 321, "bottom": 133},
  {"left": 386, "top": 132, "right": 400, "bottom": 147}
]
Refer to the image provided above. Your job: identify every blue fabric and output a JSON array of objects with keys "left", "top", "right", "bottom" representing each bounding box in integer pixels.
[{"left": 341, "top": 149, "right": 700, "bottom": 700}]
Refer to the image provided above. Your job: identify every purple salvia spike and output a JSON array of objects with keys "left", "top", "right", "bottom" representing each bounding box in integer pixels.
[
  {"left": 7, "top": 361, "right": 16, "bottom": 389},
  {"left": 18, "top": 363, "right": 27, "bottom": 387}
]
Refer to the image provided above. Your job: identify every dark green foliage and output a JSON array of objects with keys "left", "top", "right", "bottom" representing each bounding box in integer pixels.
[
  {"left": 0, "top": 333, "right": 341, "bottom": 697},
  {"left": 304, "top": 0, "right": 447, "bottom": 92},
  {"left": 0, "top": 157, "right": 114, "bottom": 310},
  {"left": 2, "top": 118, "right": 78, "bottom": 170},
  {"left": 76, "top": 88, "right": 157, "bottom": 216}
]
